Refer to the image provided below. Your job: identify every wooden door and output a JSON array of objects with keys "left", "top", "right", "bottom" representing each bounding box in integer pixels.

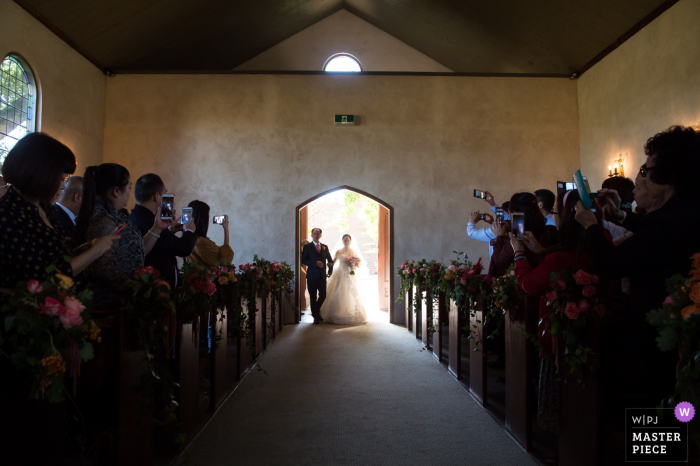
[
  {"left": 300, "top": 206, "right": 308, "bottom": 312},
  {"left": 378, "top": 205, "right": 389, "bottom": 310}
]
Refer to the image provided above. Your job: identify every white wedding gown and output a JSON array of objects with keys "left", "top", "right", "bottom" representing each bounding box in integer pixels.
[{"left": 319, "top": 253, "right": 368, "bottom": 324}]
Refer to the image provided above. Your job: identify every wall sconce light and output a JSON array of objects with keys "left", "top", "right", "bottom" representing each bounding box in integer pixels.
[{"left": 608, "top": 157, "right": 624, "bottom": 178}]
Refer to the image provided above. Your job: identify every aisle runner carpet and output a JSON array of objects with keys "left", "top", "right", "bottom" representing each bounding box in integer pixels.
[{"left": 179, "top": 321, "right": 536, "bottom": 466}]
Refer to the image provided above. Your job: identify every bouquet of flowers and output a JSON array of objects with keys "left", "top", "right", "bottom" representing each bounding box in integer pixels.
[
  {"left": 647, "top": 253, "right": 700, "bottom": 416},
  {"left": 0, "top": 267, "right": 98, "bottom": 402},
  {"left": 177, "top": 260, "right": 217, "bottom": 323},
  {"left": 544, "top": 269, "right": 606, "bottom": 379},
  {"left": 343, "top": 255, "right": 361, "bottom": 275},
  {"left": 439, "top": 252, "right": 484, "bottom": 310}
]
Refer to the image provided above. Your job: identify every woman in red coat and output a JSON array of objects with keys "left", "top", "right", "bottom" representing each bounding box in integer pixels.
[{"left": 509, "top": 189, "right": 609, "bottom": 434}]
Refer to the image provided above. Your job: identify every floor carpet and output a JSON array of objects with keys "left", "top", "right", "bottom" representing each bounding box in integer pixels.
[{"left": 178, "top": 320, "right": 536, "bottom": 466}]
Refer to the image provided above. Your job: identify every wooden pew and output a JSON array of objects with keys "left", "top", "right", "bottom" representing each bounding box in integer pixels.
[
  {"left": 262, "top": 292, "right": 272, "bottom": 349},
  {"left": 448, "top": 299, "right": 461, "bottom": 379},
  {"left": 210, "top": 304, "right": 228, "bottom": 409},
  {"left": 255, "top": 293, "right": 264, "bottom": 357},
  {"left": 420, "top": 287, "right": 430, "bottom": 348},
  {"left": 176, "top": 314, "right": 199, "bottom": 444},
  {"left": 236, "top": 289, "right": 255, "bottom": 380},
  {"left": 412, "top": 284, "right": 422, "bottom": 340},
  {"left": 504, "top": 294, "right": 538, "bottom": 451},
  {"left": 432, "top": 290, "right": 447, "bottom": 363},
  {"left": 469, "top": 294, "right": 487, "bottom": 405},
  {"left": 405, "top": 285, "right": 413, "bottom": 332}
]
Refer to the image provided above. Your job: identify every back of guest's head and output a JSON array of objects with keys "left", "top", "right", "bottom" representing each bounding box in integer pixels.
[
  {"left": 551, "top": 190, "right": 602, "bottom": 252},
  {"left": 601, "top": 177, "right": 635, "bottom": 213},
  {"left": 188, "top": 200, "right": 210, "bottom": 237},
  {"left": 508, "top": 192, "right": 546, "bottom": 238},
  {"left": 535, "top": 189, "right": 556, "bottom": 213},
  {"left": 644, "top": 125, "right": 700, "bottom": 197},
  {"left": 2, "top": 133, "right": 76, "bottom": 203},
  {"left": 59, "top": 176, "right": 83, "bottom": 201},
  {"left": 134, "top": 174, "right": 164, "bottom": 203},
  {"left": 501, "top": 201, "right": 510, "bottom": 212},
  {"left": 75, "top": 163, "right": 130, "bottom": 243}
]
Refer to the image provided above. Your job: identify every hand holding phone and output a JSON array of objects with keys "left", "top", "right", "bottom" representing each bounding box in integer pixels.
[
  {"left": 180, "top": 207, "right": 193, "bottom": 225},
  {"left": 161, "top": 194, "right": 175, "bottom": 220},
  {"left": 473, "top": 189, "right": 487, "bottom": 199},
  {"left": 213, "top": 215, "right": 228, "bottom": 225},
  {"left": 510, "top": 212, "right": 525, "bottom": 238}
]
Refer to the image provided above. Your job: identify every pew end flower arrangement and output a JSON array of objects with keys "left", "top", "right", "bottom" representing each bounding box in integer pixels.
[
  {"left": 177, "top": 260, "right": 217, "bottom": 326},
  {"left": 0, "top": 265, "right": 97, "bottom": 403},
  {"left": 544, "top": 268, "right": 606, "bottom": 381},
  {"left": 647, "top": 253, "right": 700, "bottom": 435},
  {"left": 122, "top": 266, "right": 183, "bottom": 439},
  {"left": 485, "top": 264, "right": 521, "bottom": 342},
  {"left": 439, "top": 252, "right": 484, "bottom": 350}
]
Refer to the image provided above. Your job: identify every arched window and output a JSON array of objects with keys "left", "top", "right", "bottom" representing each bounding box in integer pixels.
[
  {"left": 1, "top": 55, "right": 37, "bottom": 165},
  {"left": 323, "top": 53, "right": 362, "bottom": 72}
]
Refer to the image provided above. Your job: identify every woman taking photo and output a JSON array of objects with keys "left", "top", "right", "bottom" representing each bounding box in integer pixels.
[
  {"left": 74, "top": 163, "right": 167, "bottom": 309},
  {"left": 0, "top": 133, "right": 116, "bottom": 293},
  {"left": 187, "top": 200, "right": 234, "bottom": 268}
]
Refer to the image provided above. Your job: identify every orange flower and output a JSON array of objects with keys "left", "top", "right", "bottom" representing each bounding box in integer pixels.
[
  {"left": 681, "top": 304, "right": 700, "bottom": 320},
  {"left": 55, "top": 273, "right": 74, "bottom": 289},
  {"left": 692, "top": 253, "right": 700, "bottom": 270},
  {"left": 690, "top": 282, "right": 700, "bottom": 305},
  {"left": 218, "top": 276, "right": 229, "bottom": 285}
]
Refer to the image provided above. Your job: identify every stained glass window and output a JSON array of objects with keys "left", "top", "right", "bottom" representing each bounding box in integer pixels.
[{"left": 1, "top": 55, "right": 36, "bottom": 165}]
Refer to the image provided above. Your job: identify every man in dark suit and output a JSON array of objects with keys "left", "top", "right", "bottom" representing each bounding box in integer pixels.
[
  {"left": 129, "top": 174, "right": 197, "bottom": 288},
  {"left": 301, "top": 228, "right": 334, "bottom": 324},
  {"left": 53, "top": 175, "right": 82, "bottom": 237}
]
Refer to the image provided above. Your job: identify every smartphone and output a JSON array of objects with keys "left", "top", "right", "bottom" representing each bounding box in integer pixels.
[
  {"left": 495, "top": 208, "right": 505, "bottom": 221},
  {"left": 473, "top": 189, "right": 487, "bottom": 199},
  {"left": 180, "top": 207, "right": 192, "bottom": 225},
  {"left": 161, "top": 194, "right": 174, "bottom": 220},
  {"left": 213, "top": 215, "right": 228, "bottom": 224},
  {"left": 511, "top": 212, "right": 525, "bottom": 238},
  {"left": 113, "top": 223, "right": 128, "bottom": 235},
  {"left": 477, "top": 213, "right": 485, "bottom": 221},
  {"left": 574, "top": 170, "right": 598, "bottom": 209}
]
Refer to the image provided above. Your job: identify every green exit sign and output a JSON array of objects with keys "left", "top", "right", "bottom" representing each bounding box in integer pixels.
[{"left": 334, "top": 115, "right": 355, "bottom": 126}]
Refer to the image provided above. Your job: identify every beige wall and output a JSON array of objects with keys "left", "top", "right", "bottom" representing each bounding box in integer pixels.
[
  {"left": 103, "top": 74, "right": 579, "bottom": 319},
  {"left": 0, "top": 0, "right": 105, "bottom": 172},
  {"left": 578, "top": 0, "right": 700, "bottom": 191},
  {"left": 235, "top": 10, "right": 452, "bottom": 72}
]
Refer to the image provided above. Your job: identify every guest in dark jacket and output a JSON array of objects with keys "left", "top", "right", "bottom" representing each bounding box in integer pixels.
[
  {"left": 53, "top": 175, "right": 82, "bottom": 238},
  {"left": 575, "top": 125, "right": 700, "bottom": 406},
  {"left": 484, "top": 192, "right": 547, "bottom": 285},
  {"left": 129, "top": 174, "right": 197, "bottom": 288}
]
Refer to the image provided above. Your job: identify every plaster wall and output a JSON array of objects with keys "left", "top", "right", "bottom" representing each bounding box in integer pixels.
[
  {"left": 578, "top": 0, "right": 700, "bottom": 191},
  {"left": 0, "top": 0, "right": 105, "bottom": 172},
  {"left": 104, "top": 74, "right": 578, "bottom": 320},
  {"left": 235, "top": 10, "right": 452, "bottom": 72}
]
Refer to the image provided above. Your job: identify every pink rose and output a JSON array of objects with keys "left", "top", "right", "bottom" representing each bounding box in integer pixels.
[
  {"left": 591, "top": 275, "right": 600, "bottom": 284},
  {"left": 556, "top": 279, "right": 567, "bottom": 291},
  {"left": 221, "top": 266, "right": 229, "bottom": 273},
  {"left": 58, "top": 307, "right": 83, "bottom": 329},
  {"left": 213, "top": 269, "right": 222, "bottom": 277},
  {"left": 578, "top": 299, "right": 590, "bottom": 312},
  {"left": 41, "top": 296, "right": 66, "bottom": 317},
  {"left": 412, "top": 269, "right": 416, "bottom": 274},
  {"left": 663, "top": 296, "right": 674, "bottom": 306},
  {"left": 574, "top": 269, "right": 592, "bottom": 285},
  {"left": 564, "top": 302, "right": 579, "bottom": 320},
  {"left": 460, "top": 277, "right": 467, "bottom": 285},
  {"left": 26, "top": 279, "right": 42, "bottom": 294},
  {"left": 582, "top": 285, "right": 597, "bottom": 298},
  {"left": 545, "top": 291, "right": 558, "bottom": 303},
  {"left": 206, "top": 283, "right": 216, "bottom": 296}
]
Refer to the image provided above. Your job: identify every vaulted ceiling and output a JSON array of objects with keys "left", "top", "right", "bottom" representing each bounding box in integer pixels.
[{"left": 15, "top": 0, "right": 673, "bottom": 74}]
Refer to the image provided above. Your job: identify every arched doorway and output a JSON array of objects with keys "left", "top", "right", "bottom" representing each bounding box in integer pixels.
[{"left": 295, "top": 186, "right": 394, "bottom": 324}]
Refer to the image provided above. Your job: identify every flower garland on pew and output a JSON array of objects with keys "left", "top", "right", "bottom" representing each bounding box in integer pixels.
[
  {"left": 439, "top": 252, "right": 484, "bottom": 350},
  {"left": 0, "top": 266, "right": 98, "bottom": 402},
  {"left": 177, "top": 260, "right": 217, "bottom": 327},
  {"left": 397, "top": 260, "right": 418, "bottom": 301},
  {"left": 267, "top": 260, "right": 295, "bottom": 332},
  {"left": 211, "top": 264, "right": 242, "bottom": 350},
  {"left": 647, "top": 253, "right": 700, "bottom": 447},
  {"left": 481, "top": 264, "right": 521, "bottom": 343},
  {"left": 543, "top": 269, "right": 606, "bottom": 381},
  {"left": 417, "top": 260, "right": 445, "bottom": 337},
  {"left": 237, "top": 261, "right": 264, "bottom": 360},
  {"left": 122, "top": 266, "right": 184, "bottom": 443}
]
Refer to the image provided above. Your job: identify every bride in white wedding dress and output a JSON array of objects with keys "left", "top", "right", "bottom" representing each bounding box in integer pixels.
[{"left": 319, "top": 234, "right": 368, "bottom": 325}]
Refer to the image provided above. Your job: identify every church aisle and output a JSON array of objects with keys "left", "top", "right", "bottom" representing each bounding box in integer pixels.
[{"left": 178, "top": 321, "right": 536, "bottom": 466}]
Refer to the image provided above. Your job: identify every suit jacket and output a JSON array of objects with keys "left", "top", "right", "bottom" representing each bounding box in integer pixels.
[
  {"left": 301, "top": 242, "right": 334, "bottom": 280},
  {"left": 52, "top": 203, "right": 75, "bottom": 238},
  {"left": 129, "top": 204, "right": 197, "bottom": 287}
]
